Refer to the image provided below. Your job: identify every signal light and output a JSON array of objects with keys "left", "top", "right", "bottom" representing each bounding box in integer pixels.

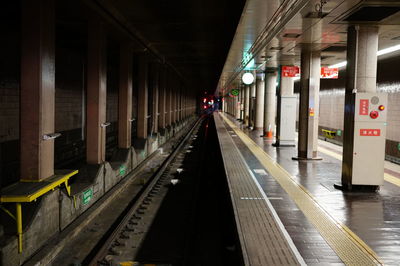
[
  {"left": 203, "top": 98, "right": 207, "bottom": 103},
  {"left": 378, "top": 105, "right": 385, "bottom": 111}
]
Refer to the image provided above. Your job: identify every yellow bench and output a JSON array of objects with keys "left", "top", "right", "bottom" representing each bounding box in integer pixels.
[
  {"left": 322, "top": 129, "right": 336, "bottom": 139},
  {"left": 0, "top": 170, "right": 78, "bottom": 253}
]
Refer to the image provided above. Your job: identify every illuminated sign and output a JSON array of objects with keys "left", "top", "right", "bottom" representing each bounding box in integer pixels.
[
  {"left": 282, "top": 66, "right": 300, "bottom": 77},
  {"left": 321, "top": 67, "right": 339, "bottom": 79},
  {"left": 359, "top": 99, "right": 369, "bottom": 115},
  {"left": 360, "top": 129, "right": 381, "bottom": 136}
]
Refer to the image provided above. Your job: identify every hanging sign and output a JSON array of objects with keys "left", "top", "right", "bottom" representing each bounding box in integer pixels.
[
  {"left": 282, "top": 66, "right": 300, "bottom": 77},
  {"left": 321, "top": 67, "right": 339, "bottom": 79}
]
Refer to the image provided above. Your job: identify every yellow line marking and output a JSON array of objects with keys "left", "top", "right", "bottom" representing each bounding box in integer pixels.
[
  {"left": 318, "top": 145, "right": 400, "bottom": 188},
  {"left": 220, "top": 113, "right": 383, "bottom": 266}
]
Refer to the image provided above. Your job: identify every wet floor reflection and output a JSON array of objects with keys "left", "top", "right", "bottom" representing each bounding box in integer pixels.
[{"left": 225, "top": 116, "right": 400, "bottom": 265}]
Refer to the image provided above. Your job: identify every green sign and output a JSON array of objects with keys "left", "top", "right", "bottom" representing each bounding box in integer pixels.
[
  {"left": 336, "top": 129, "right": 342, "bottom": 137},
  {"left": 397, "top": 143, "right": 400, "bottom": 152},
  {"left": 82, "top": 188, "right": 93, "bottom": 205},
  {"left": 231, "top": 89, "right": 239, "bottom": 96},
  {"left": 119, "top": 165, "right": 126, "bottom": 176}
]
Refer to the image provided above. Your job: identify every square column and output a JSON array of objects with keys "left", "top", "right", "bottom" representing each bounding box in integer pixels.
[
  {"left": 244, "top": 85, "right": 250, "bottom": 126},
  {"left": 20, "top": 0, "right": 55, "bottom": 181},
  {"left": 275, "top": 73, "right": 296, "bottom": 146},
  {"left": 118, "top": 44, "right": 133, "bottom": 148},
  {"left": 295, "top": 47, "right": 321, "bottom": 160},
  {"left": 158, "top": 66, "right": 167, "bottom": 129},
  {"left": 165, "top": 74, "right": 172, "bottom": 126},
  {"left": 137, "top": 54, "right": 148, "bottom": 139},
  {"left": 86, "top": 21, "right": 107, "bottom": 164},
  {"left": 338, "top": 25, "right": 385, "bottom": 190},
  {"left": 255, "top": 74, "right": 265, "bottom": 129},
  {"left": 263, "top": 69, "right": 277, "bottom": 138},
  {"left": 150, "top": 63, "right": 159, "bottom": 134}
]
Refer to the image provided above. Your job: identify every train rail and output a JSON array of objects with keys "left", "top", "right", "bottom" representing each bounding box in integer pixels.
[{"left": 86, "top": 118, "right": 203, "bottom": 265}]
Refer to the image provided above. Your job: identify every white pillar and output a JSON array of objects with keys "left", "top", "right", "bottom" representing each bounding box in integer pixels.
[
  {"left": 263, "top": 69, "right": 277, "bottom": 137},
  {"left": 255, "top": 73, "right": 265, "bottom": 129}
]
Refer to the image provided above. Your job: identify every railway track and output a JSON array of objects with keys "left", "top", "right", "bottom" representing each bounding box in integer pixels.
[{"left": 86, "top": 118, "right": 204, "bottom": 266}]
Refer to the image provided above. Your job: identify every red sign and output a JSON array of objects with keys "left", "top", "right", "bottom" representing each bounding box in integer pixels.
[
  {"left": 360, "top": 129, "right": 381, "bottom": 136},
  {"left": 321, "top": 67, "right": 339, "bottom": 79},
  {"left": 359, "top": 99, "right": 369, "bottom": 115},
  {"left": 282, "top": 66, "right": 300, "bottom": 77}
]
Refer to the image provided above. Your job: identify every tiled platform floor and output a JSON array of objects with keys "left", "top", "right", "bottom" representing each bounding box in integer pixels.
[{"left": 219, "top": 113, "right": 400, "bottom": 266}]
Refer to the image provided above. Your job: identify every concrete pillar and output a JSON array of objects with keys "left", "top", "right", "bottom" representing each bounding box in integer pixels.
[
  {"left": 263, "top": 69, "right": 277, "bottom": 138},
  {"left": 244, "top": 85, "right": 250, "bottom": 126},
  {"left": 118, "top": 44, "right": 133, "bottom": 149},
  {"left": 240, "top": 85, "right": 244, "bottom": 120},
  {"left": 275, "top": 74, "right": 296, "bottom": 146},
  {"left": 165, "top": 76, "right": 172, "bottom": 126},
  {"left": 86, "top": 20, "right": 107, "bottom": 164},
  {"left": 249, "top": 80, "right": 256, "bottom": 127},
  {"left": 158, "top": 66, "right": 167, "bottom": 129},
  {"left": 150, "top": 64, "right": 159, "bottom": 133},
  {"left": 295, "top": 46, "right": 321, "bottom": 160},
  {"left": 137, "top": 54, "right": 148, "bottom": 139},
  {"left": 172, "top": 85, "right": 177, "bottom": 124},
  {"left": 255, "top": 74, "right": 265, "bottom": 129},
  {"left": 236, "top": 87, "right": 241, "bottom": 119},
  {"left": 20, "top": 0, "right": 55, "bottom": 181},
  {"left": 340, "top": 25, "right": 381, "bottom": 189}
]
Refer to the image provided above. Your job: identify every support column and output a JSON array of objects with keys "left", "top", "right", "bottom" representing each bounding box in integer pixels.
[
  {"left": 255, "top": 73, "right": 265, "bottom": 129},
  {"left": 158, "top": 66, "right": 167, "bottom": 130},
  {"left": 165, "top": 76, "right": 172, "bottom": 126},
  {"left": 236, "top": 87, "right": 241, "bottom": 119},
  {"left": 295, "top": 47, "right": 321, "bottom": 160},
  {"left": 263, "top": 69, "right": 277, "bottom": 138},
  {"left": 118, "top": 44, "right": 133, "bottom": 148},
  {"left": 249, "top": 79, "right": 256, "bottom": 128},
  {"left": 137, "top": 54, "right": 148, "bottom": 139},
  {"left": 339, "top": 25, "right": 384, "bottom": 190},
  {"left": 275, "top": 73, "right": 296, "bottom": 146},
  {"left": 86, "top": 20, "right": 107, "bottom": 164},
  {"left": 240, "top": 85, "right": 244, "bottom": 120},
  {"left": 151, "top": 64, "right": 159, "bottom": 134},
  {"left": 21, "top": 0, "right": 55, "bottom": 181},
  {"left": 244, "top": 85, "right": 250, "bottom": 126}
]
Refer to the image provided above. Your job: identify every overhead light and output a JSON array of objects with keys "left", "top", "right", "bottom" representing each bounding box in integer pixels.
[
  {"left": 242, "top": 72, "right": 254, "bottom": 85},
  {"left": 329, "top": 61, "right": 347, "bottom": 68},
  {"left": 377, "top": 44, "right": 400, "bottom": 56}
]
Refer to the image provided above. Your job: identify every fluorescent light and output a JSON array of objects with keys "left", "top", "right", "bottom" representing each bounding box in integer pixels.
[
  {"left": 293, "top": 76, "right": 300, "bottom": 81},
  {"left": 377, "top": 44, "right": 400, "bottom": 56},
  {"left": 326, "top": 44, "right": 400, "bottom": 69},
  {"left": 329, "top": 61, "right": 347, "bottom": 69}
]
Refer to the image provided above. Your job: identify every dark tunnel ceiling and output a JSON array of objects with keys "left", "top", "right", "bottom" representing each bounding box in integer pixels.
[{"left": 110, "top": 0, "right": 246, "bottom": 94}]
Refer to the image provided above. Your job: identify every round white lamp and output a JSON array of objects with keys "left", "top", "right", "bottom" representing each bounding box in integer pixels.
[{"left": 242, "top": 72, "right": 254, "bottom": 85}]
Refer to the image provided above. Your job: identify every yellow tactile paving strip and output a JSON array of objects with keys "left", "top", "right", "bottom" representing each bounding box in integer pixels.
[
  {"left": 219, "top": 113, "right": 383, "bottom": 266},
  {"left": 318, "top": 145, "right": 400, "bottom": 188}
]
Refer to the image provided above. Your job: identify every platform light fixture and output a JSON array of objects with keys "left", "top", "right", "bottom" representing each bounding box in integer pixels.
[{"left": 242, "top": 72, "right": 255, "bottom": 85}]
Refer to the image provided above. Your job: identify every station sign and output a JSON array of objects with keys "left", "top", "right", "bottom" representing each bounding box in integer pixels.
[
  {"left": 321, "top": 67, "right": 339, "bottom": 79},
  {"left": 282, "top": 66, "right": 300, "bottom": 77}
]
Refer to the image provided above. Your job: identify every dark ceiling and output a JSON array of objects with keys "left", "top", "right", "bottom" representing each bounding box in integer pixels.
[
  {"left": 56, "top": 0, "right": 245, "bottom": 94},
  {"left": 109, "top": 0, "right": 246, "bottom": 93}
]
